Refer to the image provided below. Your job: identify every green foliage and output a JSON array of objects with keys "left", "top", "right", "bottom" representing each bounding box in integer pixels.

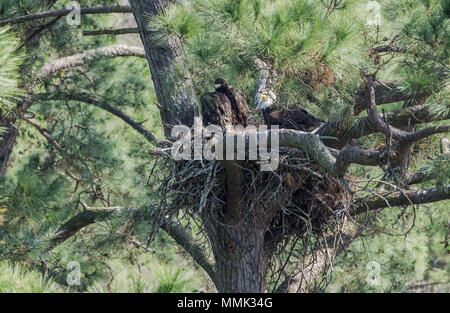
[
  {"left": 328, "top": 202, "right": 449, "bottom": 292},
  {"left": 0, "top": 0, "right": 448, "bottom": 293},
  {"left": 0, "top": 27, "right": 23, "bottom": 112},
  {"left": 418, "top": 154, "right": 450, "bottom": 185},
  {"left": 0, "top": 262, "right": 60, "bottom": 293},
  {"left": 5, "top": 161, "right": 71, "bottom": 229},
  {"left": 381, "top": 0, "right": 449, "bottom": 96},
  {"left": 149, "top": 3, "right": 201, "bottom": 45},
  {"left": 430, "top": 101, "right": 450, "bottom": 120},
  {"left": 154, "top": 265, "right": 198, "bottom": 293},
  {"left": 149, "top": 0, "right": 367, "bottom": 116}
]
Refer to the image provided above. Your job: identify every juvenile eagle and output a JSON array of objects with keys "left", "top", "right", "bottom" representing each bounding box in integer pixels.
[
  {"left": 200, "top": 91, "right": 234, "bottom": 129},
  {"left": 256, "top": 95, "right": 323, "bottom": 132},
  {"left": 213, "top": 78, "right": 249, "bottom": 127}
]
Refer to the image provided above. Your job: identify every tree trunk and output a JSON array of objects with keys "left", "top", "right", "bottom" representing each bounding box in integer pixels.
[
  {"left": 0, "top": 119, "right": 18, "bottom": 177},
  {"left": 128, "top": 0, "right": 198, "bottom": 135},
  {"left": 130, "top": 0, "right": 270, "bottom": 293},
  {"left": 203, "top": 214, "right": 267, "bottom": 293},
  {"left": 202, "top": 161, "right": 268, "bottom": 293}
]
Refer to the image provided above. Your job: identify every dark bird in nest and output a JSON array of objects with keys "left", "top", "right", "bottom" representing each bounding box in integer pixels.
[
  {"left": 200, "top": 78, "right": 250, "bottom": 129},
  {"left": 256, "top": 93, "right": 324, "bottom": 132}
]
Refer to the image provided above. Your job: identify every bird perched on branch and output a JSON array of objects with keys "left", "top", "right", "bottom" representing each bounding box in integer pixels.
[
  {"left": 201, "top": 78, "right": 249, "bottom": 129},
  {"left": 256, "top": 93, "right": 324, "bottom": 132}
]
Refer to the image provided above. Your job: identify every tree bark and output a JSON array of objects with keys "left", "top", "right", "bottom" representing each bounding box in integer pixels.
[
  {"left": 204, "top": 160, "right": 267, "bottom": 293},
  {"left": 0, "top": 118, "right": 18, "bottom": 177},
  {"left": 129, "top": 0, "right": 198, "bottom": 135},
  {"left": 203, "top": 213, "right": 267, "bottom": 293},
  {"left": 129, "top": 0, "right": 271, "bottom": 292},
  {"left": 37, "top": 45, "right": 146, "bottom": 78}
]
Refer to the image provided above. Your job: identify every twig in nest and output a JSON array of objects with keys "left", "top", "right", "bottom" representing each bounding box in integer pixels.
[{"left": 198, "top": 162, "right": 219, "bottom": 213}]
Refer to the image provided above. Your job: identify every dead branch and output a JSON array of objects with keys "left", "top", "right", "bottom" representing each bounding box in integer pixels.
[
  {"left": 0, "top": 6, "right": 132, "bottom": 27},
  {"left": 47, "top": 206, "right": 217, "bottom": 286},
  {"left": 37, "top": 45, "right": 145, "bottom": 78},
  {"left": 82, "top": 28, "right": 139, "bottom": 36},
  {"left": 365, "top": 75, "right": 449, "bottom": 142},
  {"left": 355, "top": 184, "right": 450, "bottom": 214},
  {"left": 32, "top": 92, "right": 160, "bottom": 146}
]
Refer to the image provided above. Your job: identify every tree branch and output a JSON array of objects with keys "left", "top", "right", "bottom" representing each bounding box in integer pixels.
[
  {"left": 0, "top": 6, "right": 132, "bottom": 27},
  {"left": 365, "top": 75, "right": 448, "bottom": 142},
  {"left": 49, "top": 209, "right": 110, "bottom": 250},
  {"left": 355, "top": 184, "right": 450, "bottom": 215},
  {"left": 228, "top": 129, "right": 401, "bottom": 176},
  {"left": 82, "top": 28, "right": 139, "bottom": 36},
  {"left": 406, "top": 168, "right": 435, "bottom": 185},
  {"left": 403, "top": 125, "right": 450, "bottom": 141},
  {"left": 354, "top": 80, "right": 412, "bottom": 115},
  {"left": 372, "top": 45, "right": 405, "bottom": 53},
  {"left": 48, "top": 206, "right": 217, "bottom": 287},
  {"left": 159, "top": 218, "right": 217, "bottom": 286},
  {"left": 32, "top": 92, "right": 160, "bottom": 146},
  {"left": 320, "top": 102, "right": 450, "bottom": 148},
  {"left": 37, "top": 44, "right": 145, "bottom": 78},
  {"left": 24, "top": 117, "right": 63, "bottom": 152},
  {"left": 20, "top": 16, "right": 63, "bottom": 48}
]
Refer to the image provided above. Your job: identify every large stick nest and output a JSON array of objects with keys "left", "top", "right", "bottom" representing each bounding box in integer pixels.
[{"left": 146, "top": 143, "right": 363, "bottom": 291}]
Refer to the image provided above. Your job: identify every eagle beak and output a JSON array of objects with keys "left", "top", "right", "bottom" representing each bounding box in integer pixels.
[
  {"left": 259, "top": 94, "right": 268, "bottom": 98},
  {"left": 214, "top": 84, "right": 222, "bottom": 89}
]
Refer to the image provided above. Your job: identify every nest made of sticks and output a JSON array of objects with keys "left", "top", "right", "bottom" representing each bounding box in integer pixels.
[{"left": 148, "top": 144, "right": 355, "bottom": 249}]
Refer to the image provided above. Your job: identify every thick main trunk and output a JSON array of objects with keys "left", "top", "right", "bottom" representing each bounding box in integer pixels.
[
  {"left": 129, "top": 0, "right": 270, "bottom": 293},
  {"left": 203, "top": 161, "right": 267, "bottom": 293},
  {"left": 129, "top": 0, "right": 197, "bottom": 135},
  {"left": 204, "top": 217, "right": 267, "bottom": 293}
]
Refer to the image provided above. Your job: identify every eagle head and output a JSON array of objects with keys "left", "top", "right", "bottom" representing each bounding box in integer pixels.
[
  {"left": 214, "top": 78, "right": 228, "bottom": 91},
  {"left": 256, "top": 91, "right": 276, "bottom": 111}
]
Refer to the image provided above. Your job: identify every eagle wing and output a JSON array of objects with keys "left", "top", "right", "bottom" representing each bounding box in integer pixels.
[
  {"left": 280, "top": 109, "right": 322, "bottom": 131},
  {"left": 200, "top": 92, "right": 233, "bottom": 129},
  {"left": 265, "top": 108, "right": 322, "bottom": 132},
  {"left": 297, "top": 109, "right": 322, "bottom": 130},
  {"left": 225, "top": 88, "right": 249, "bottom": 127}
]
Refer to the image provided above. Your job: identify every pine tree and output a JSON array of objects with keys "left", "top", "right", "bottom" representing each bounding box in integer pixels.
[{"left": 0, "top": 0, "right": 448, "bottom": 293}]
